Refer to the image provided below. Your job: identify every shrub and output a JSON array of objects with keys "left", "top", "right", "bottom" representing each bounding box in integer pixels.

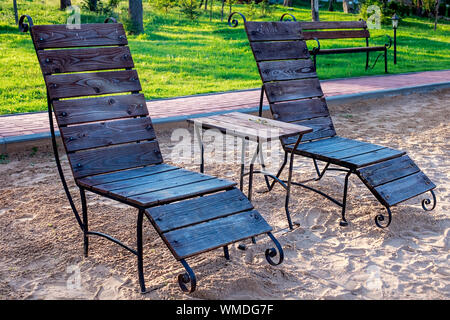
[{"left": 180, "top": 0, "right": 201, "bottom": 20}]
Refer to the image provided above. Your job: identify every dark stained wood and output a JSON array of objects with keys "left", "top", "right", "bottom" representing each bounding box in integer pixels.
[
  {"left": 302, "top": 30, "right": 370, "bottom": 40},
  {"left": 374, "top": 171, "right": 436, "bottom": 207},
  {"left": 264, "top": 78, "right": 323, "bottom": 103},
  {"left": 245, "top": 21, "right": 303, "bottom": 41},
  {"left": 322, "top": 143, "right": 385, "bottom": 159},
  {"left": 258, "top": 59, "right": 316, "bottom": 82},
  {"left": 31, "top": 23, "right": 127, "bottom": 49},
  {"left": 46, "top": 70, "right": 141, "bottom": 99},
  {"left": 148, "top": 189, "right": 253, "bottom": 233},
  {"left": 250, "top": 41, "right": 310, "bottom": 62},
  {"left": 315, "top": 46, "right": 387, "bottom": 55},
  {"left": 61, "top": 117, "right": 156, "bottom": 152},
  {"left": 282, "top": 116, "right": 335, "bottom": 144},
  {"left": 38, "top": 46, "right": 134, "bottom": 74},
  {"left": 77, "top": 163, "right": 178, "bottom": 187},
  {"left": 295, "top": 136, "right": 348, "bottom": 151},
  {"left": 300, "top": 20, "right": 367, "bottom": 30},
  {"left": 53, "top": 94, "right": 148, "bottom": 126},
  {"left": 270, "top": 98, "right": 329, "bottom": 122},
  {"left": 357, "top": 155, "right": 420, "bottom": 188},
  {"left": 129, "top": 178, "right": 237, "bottom": 207},
  {"left": 162, "top": 210, "right": 271, "bottom": 260},
  {"left": 341, "top": 148, "right": 405, "bottom": 168},
  {"left": 69, "top": 140, "right": 162, "bottom": 179}
]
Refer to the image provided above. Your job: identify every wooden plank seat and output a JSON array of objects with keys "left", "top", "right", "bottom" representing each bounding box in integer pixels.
[
  {"left": 295, "top": 20, "right": 391, "bottom": 73},
  {"left": 239, "top": 18, "right": 436, "bottom": 229},
  {"left": 22, "top": 16, "right": 284, "bottom": 295}
]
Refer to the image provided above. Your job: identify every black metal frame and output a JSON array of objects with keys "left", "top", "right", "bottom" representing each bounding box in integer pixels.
[{"left": 21, "top": 15, "right": 283, "bottom": 295}]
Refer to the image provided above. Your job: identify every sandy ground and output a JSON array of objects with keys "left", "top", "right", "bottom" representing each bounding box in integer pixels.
[{"left": 0, "top": 90, "right": 449, "bottom": 300}]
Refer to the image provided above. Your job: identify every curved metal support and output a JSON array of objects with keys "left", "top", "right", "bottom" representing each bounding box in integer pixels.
[
  {"left": 251, "top": 170, "right": 288, "bottom": 190},
  {"left": 178, "top": 259, "right": 197, "bottom": 293},
  {"left": 313, "top": 159, "right": 330, "bottom": 181},
  {"left": 228, "top": 12, "right": 246, "bottom": 28},
  {"left": 19, "top": 15, "right": 33, "bottom": 33},
  {"left": 422, "top": 189, "right": 437, "bottom": 211},
  {"left": 372, "top": 34, "right": 393, "bottom": 49},
  {"left": 87, "top": 231, "right": 138, "bottom": 255},
  {"left": 375, "top": 207, "right": 392, "bottom": 228},
  {"left": 280, "top": 13, "right": 297, "bottom": 21},
  {"left": 268, "top": 152, "right": 287, "bottom": 191},
  {"left": 311, "top": 37, "right": 321, "bottom": 55},
  {"left": 104, "top": 17, "right": 117, "bottom": 23},
  {"left": 265, "top": 232, "right": 284, "bottom": 266}
]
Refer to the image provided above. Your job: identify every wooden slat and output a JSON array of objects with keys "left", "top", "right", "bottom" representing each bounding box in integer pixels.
[
  {"left": 315, "top": 46, "right": 386, "bottom": 55},
  {"left": 323, "top": 143, "right": 385, "bottom": 159},
  {"left": 357, "top": 155, "right": 421, "bottom": 188},
  {"left": 295, "top": 136, "right": 349, "bottom": 151},
  {"left": 245, "top": 21, "right": 303, "bottom": 41},
  {"left": 53, "top": 94, "right": 148, "bottom": 126},
  {"left": 250, "top": 41, "right": 310, "bottom": 62},
  {"left": 38, "top": 46, "right": 134, "bottom": 74},
  {"left": 258, "top": 59, "right": 316, "bottom": 82},
  {"left": 68, "top": 140, "right": 162, "bottom": 179},
  {"left": 129, "top": 178, "right": 237, "bottom": 207},
  {"left": 341, "top": 148, "right": 405, "bottom": 168},
  {"left": 31, "top": 23, "right": 127, "bottom": 49},
  {"left": 148, "top": 189, "right": 253, "bottom": 233},
  {"left": 374, "top": 171, "right": 435, "bottom": 207},
  {"left": 77, "top": 163, "right": 178, "bottom": 187},
  {"left": 270, "top": 98, "right": 330, "bottom": 122},
  {"left": 46, "top": 70, "right": 141, "bottom": 99},
  {"left": 302, "top": 30, "right": 370, "bottom": 40},
  {"left": 299, "top": 20, "right": 367, "bottom": 30},
  {"left": 264, "top": 78, "right": 323, "bottom": 103},
  {"left": 100, "top": 171, "right": 211, "bottom": 198},
  {"left": 162, "top": 210, "right": 271, "bottom": 260},
  {"left": 61, "top": 117, "right": 156, "bottom": 152},
  {"left": 282, "top": 116, "right": 335, "bottom": 144},
  {"left": 299, "top": 138, "right": 367, "bottom": 154}
]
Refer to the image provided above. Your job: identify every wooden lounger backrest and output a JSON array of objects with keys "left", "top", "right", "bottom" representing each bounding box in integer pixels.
[
  {"left": 29, "top": 22, "right": 163, "bottom": 179},
  {"left": 244, "top": 21, "right": 336, "bottom": 144},
  {"left": 299, "top": 20, "right": 369, "bottom": 41}
]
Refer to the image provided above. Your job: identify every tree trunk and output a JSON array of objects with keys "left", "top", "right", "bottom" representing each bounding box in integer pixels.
[
  {"left": 204, "top": 0, "right": 208, "bottom": 10},
  {"left": 328, "top": 0, "right": 334, "bottom": 11},
  {"left": 434, "top": 0, "right": 441, "bottom": 30},
  {"left": 343, "top": 0, "right": 350, "bottom": 13},
  {"left": 311, "top": 0, "right": 319, "bottom": 21},
  {"left": 60, "top": 0, "right": 71, "bottom": 10},
  {"left": 283, "top": 0, "right": 292, "bottom": 6},
  {"left": 129, "top": 0, "right": 144, "bottom": 34},
  {"left": 13, "top": 0, "right": 18, "bottom": 24},
  {"left": 221, "top": 0, "right": 225, "bottom": 21}
]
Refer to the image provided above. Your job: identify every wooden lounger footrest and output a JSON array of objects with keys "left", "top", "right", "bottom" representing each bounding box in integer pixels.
[
  {"left": 357, "top": 155, "right": 436, "bottom": 207},
  {"left": 146, "top": 188, "right": 272, "bottom": 260}
]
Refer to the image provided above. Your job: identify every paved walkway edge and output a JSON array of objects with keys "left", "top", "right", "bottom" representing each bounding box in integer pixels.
[{"left": 1, "top": 81, "right": 449, "bottom": 151}]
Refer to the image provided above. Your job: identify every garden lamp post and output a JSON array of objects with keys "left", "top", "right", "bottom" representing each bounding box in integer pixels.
[{"left": 392, "top": 13, "right": 399, "bottom": 64}]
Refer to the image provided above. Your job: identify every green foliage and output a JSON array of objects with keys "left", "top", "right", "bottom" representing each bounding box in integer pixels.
[
  {"left": 81, "top": 0, "right": 120, "bottom": 15},
  {"left": 180, "top": 0, "right": 201, "bottom": 20},
  {"left": 259, "top": 0, "right": 273, "bottom": 17},
  {"left": 153, "top": 0, "right": 177, "bottom": 13},
  {"left": 360, "top": 0, "right": 413, "bottom": 23}
]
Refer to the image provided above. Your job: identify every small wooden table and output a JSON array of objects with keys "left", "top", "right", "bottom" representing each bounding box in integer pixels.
[{"left": 188, "top": 112, "right": 312, "bottom": 229}]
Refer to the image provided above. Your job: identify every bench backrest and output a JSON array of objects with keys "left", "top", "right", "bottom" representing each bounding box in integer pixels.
[
  {"left": 244, "top": 21, "right": 336, "bottom": 144},
  {"left": 29, "top": 22, "right": 163, "bottom": 179},
  {"left": 299, "top": 20, "right": 369, "bottom": 40}
]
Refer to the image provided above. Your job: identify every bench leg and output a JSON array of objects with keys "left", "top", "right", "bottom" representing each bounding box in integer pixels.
[
  {"left": 137, "top": 208, "right": 146, "bottom": 293},
  {"left": 339, "top": 171, "right": 352, "bottom": 227},
  {"left": 223, "top": 245, "right": 230, "bottom": 260},
  {"left": 384, "top": 48, "right": 388, "bottom": 73},
  {"left": 313, "top": 54, "right": 317, "bottom": 70},
  {"left": 178, "top": 259, "right": 197, "bottom": 293},
  {"left": 366, "top": 51, "right": 369, "bottom": 70},
  {"left": 80, "top": 187, "right": 89, "bottom": 257}
]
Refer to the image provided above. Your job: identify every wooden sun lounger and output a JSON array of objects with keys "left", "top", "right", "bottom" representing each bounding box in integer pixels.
[
  {"left": 20, "top": 15, "right": 284, "bottom": 294},
  {"left": 230, "top": 14, "right": 437, "bottom": 229}
]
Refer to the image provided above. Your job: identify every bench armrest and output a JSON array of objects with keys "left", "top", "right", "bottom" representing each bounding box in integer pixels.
[
  {"left": 311, "top": 37, "right": 321, "bottom": 54},
  {"left": 372, "top": 34, "right": 392, "bottom": 49}
]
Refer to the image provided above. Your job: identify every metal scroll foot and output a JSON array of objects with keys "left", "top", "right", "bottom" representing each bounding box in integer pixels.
[
  {"left": 375, "top": 207, "right": 392, "bottom": 228},
  {"left": 339, "top": 220, "right": 349, "bottom": 227},
  {"left": 178, "top": 259, "right": 197, "bottom": 293},
  {"left": 422, "top": 190, "right": 436, "bottom": 211},
  {"left": 265, "top": 232, "right": 284, "bottom": 266},
  {"left": 228, "top": 12, "right": 246, "bottom": 28}
]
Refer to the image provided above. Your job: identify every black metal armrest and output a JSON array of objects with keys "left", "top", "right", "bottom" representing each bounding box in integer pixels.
[
  {"left": 311, "top": 37, "right": 321, "bottom": 54},
  {"left": 280, "top": 13, "right": 297, "bottom": 21},
  {"left": 372, "top": 34, "right": 392, "bottom": 49}
]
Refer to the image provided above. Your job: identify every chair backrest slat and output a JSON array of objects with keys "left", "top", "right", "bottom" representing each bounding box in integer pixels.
[
  {"left": 53, "top": 94, "right": 148, "bottom": 126},
  {"left": 37, "top": 46, "right": 134, "bottom": 74},
  {"left": 31, "top": 23, "right": 127, "bottom": 49},
  {"left": 299, "top": 20, "right": 367, "bottom": 30},
  {"left": 29, "top": 21, "right": 163, "bottom": 181},
  {"left": 302, "top": 29, "right": 370, "bottom": 41},
  {"left": 244, "top": 20, "right": 337, "bottom": 143}
]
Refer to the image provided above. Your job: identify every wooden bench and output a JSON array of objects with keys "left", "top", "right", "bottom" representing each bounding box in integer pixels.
[
  {"left": 286, "top": 18, "right": 392, "bottom": 73},
  {"left": 20, "top": 15, "right": 284, "bottom": 294},
  {"left": 238, "top": 16, "right": 437, "bottom": 229}
]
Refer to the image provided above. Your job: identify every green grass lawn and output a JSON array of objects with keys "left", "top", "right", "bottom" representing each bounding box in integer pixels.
[{"left": 0, "top": 0, "right": 449, "bottom": 114}]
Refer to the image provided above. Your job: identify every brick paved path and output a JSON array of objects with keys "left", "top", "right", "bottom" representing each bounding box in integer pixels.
[{"left": 0, "top": 70, "right": 449, "bottom": 140}]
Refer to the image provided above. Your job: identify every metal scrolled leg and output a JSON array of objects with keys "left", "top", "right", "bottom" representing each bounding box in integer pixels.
[
  {"left": 375, "top": 207, "right": 392, "bottom": 228},
  {"left": 137, "top": 209, "right": 146, "bottom": 294},
  {"left": 228, "top": 12, "right": 246, "bottom": 28},
  {"left": 80, "top": 188, "right": 89, "bottom": 257},
  {"left": 178, "top": 259, "right": 197, "bottom": 293},
  {"left": 265, "top": 232, "right": 284, "bottom": 266},
  {"left": 268, "top": 152, "right": 287, "bottom": 191},
  {"left": 339, "top": 171, "right": 352, "bottom": 227},
  {"left": 422, "top": 189, "right": 437, "bottom": 211}
]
